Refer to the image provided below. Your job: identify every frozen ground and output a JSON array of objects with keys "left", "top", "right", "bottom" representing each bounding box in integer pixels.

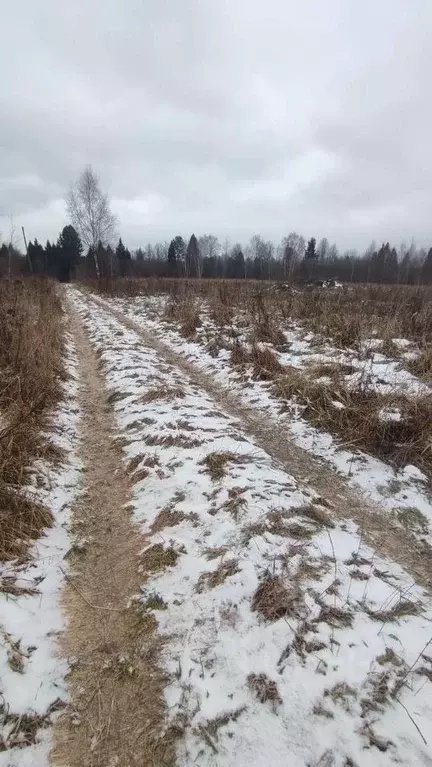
[
  {"left": 70, "top": 288, "right": 432, "bottom": 767},
  {"left": 103, "top": 293, "right": 432, "bottom": 544}
]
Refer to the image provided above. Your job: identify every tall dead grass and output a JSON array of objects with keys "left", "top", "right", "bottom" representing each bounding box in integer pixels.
[
  {"left": 0, "top": 279, "right": 64, "bottom": 560},
  {"left": 90, "top": 277, "right": 431, "bottom": 346},
  {"left": 87, "top": 277, "right": 432, "bottom": 473},
  {"left": 274, "top": 371, "right": 431, "bottom": 474}
]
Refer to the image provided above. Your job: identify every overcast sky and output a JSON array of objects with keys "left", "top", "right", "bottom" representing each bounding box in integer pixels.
[{"left": 1, "top": 0, "right": 431, "bottom": 252}]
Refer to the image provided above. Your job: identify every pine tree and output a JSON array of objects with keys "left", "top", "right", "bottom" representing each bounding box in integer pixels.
[
  {"left": 0, "top": 243, "right": 10, "bottom": 277},
  {"left": 304, "top": 237, "right": 317, "bottom": 260},
  {"left": 302, "top": 237, "right": 317, "bottom": 281},
  {"left": 186, "top": 234, "right": 200, "bottom": 277},
  {"left": 45, "top": 240, "right": 63, "bottom": 278},
  {"left": 27, "top": 240, "right": 46, "bottom": 274},
  {"left": 370, "top": 243, "right": 397, "bottom": 283},
  {"left": 228, "top": 244, "right": 245, "bottom": 278},
  {"left": 115, "top": 237, "right": 126, "bottom": 260},
  {"left": 58, "top": 225, "right": 83, "bottom": 281},
  {"left": 167, "top": 240, "right": 177, "bottom": 275},
  {"left": 115, "top": 238, "right": 131, "bottom": 277}
]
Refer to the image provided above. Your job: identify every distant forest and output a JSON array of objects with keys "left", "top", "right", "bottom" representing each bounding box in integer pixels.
[
  {"left": 3, "top": 165, "right": 431, "bottom": 284},
  {"left": 1, "top": 229, "right": 432, "bottom": 285}
]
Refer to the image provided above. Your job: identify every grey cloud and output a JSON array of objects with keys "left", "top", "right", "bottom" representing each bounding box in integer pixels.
[{"left": 1, "top": 0, "right": 431, "bottom": 251}]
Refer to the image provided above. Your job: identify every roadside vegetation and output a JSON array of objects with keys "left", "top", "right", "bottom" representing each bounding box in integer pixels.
[
  {"left": 89, "top": 278, "right": 432, "bottom": 476},
  {"left": 0, "top": 278, "right": 64, "bottom": 561}
]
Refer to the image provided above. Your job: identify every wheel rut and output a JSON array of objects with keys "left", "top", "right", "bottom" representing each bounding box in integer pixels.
[
  {"left": 52, "top": 302, "right": 172, "bottom": 767},
  {"left": 86, "top": 291, "right": 432, "bottom": 593}
]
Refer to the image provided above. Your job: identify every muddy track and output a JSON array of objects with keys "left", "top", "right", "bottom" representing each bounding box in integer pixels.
[
  {"left": 53, "top": 303, "right": 173, "bottom": 767},
  {"left": 86, "top": 291, "right": 432, "bottom": 593}
]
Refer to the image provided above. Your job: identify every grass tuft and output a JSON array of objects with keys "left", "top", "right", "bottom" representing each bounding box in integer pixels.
[
  {"left": 201, "top": 451, "right": 244, "bottom": 481},
  {"left": 197, "top": 559, "right": 240, "bottom": 591},
  {"left": 252, "top": 575, "right": 301, "bottom": 622},
  {"left": 247, "top": 673, "right": 282, "bottom": 706},
  {"left": 140, "top": 543, "right": 179, "bottom": 572}
]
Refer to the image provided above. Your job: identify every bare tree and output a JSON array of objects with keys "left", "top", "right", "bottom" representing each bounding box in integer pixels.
[
  {"left": 66, "top": 166, "right": 117, "bottom": 276},
  {"left": 317, "top": 237, "right": 329, "bottom": 260},
  {"left": 198, "top": 234, "right": 220, "bottom": 260}
]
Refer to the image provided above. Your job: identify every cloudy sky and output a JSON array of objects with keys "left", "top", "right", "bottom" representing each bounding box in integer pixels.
[{"left": 1, "top": 0, "right": 431, "bottom": 251}]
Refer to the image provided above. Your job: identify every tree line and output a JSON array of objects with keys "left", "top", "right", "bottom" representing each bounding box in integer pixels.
[{"left": 1, "top": 166, "right": 432, "bottom": 284}]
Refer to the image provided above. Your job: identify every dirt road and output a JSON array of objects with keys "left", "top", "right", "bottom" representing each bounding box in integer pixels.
[
  {"left": 53, "top": 289, "right": 432, "bottom": 767},
  {"left": 88, "top": 292, "right": 432, "bottom": 592},
  {"left": 53, "top": 306, "right": 172, "bottom": 767}
]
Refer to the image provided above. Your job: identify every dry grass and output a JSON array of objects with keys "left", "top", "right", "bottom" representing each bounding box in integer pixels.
[
  {"left": 244, "top": 506, "right": 330, "bottom": 542},
  {"left": 0, "top": 279, "right": 64, "bottom": 562},
  {"left": 307, "top": 361, "right": 357, "bottom": 379},
  {"left": 209, "top": 286, "right": 234, "bottom": 327},
  {"left": 247, "top": 673, "right": 282, "bottom": 705},
  {"left": 144, "top": 432, "right": 202, "bottom": 448},
  {"left": 127, "top": 453, "right": 146, "bottom": 473},
  {"left": 273, "top": 368, "right": 336, "bottom": 411},
  {"left": 180, "top": 307, "right": 201, "bottom": 338},
  {"left": 0, "top": 578, "right": 38, "bottom": 597},
  {"left": 366, "top": 599, "right": 422, "bottom": 622},
  {"left": 312, "top": 701, "right": 334, "bottom": 719},
  {"left": 92, "top": 278, "right": 432, "bottom": 345},
  {"left": 324, "top": 682, "right": 357, "bottom": 708},
  {"left": 196, "top": 706, "right": 246, "bottom": 750},
  {"left": 90, "top": 278, "right": 432, "bottom": 472},
  {"left": 151, "top": 506, "right": 188, "bottom": 533},
  {"left": 140, "top": 543, "right": 180, "bottom": 572},
  {"left": 377, "top": 648, "right": 403, "bottom": 666},
  {"left": 250, "top": 345, "right": 284, "bottom": 380},
  {"left": 201, "top": 451, "right": 244, "bottom": 481},
  {"left": 296, "top": 503, "right": 335, "bottom": 528},
  {"left": 252, "top": 575, "right": 301, "bottom": 621},
  {"left": 407, "top": 344, "right": 432, "bottom": 381},
  {"left": 163, "top": 292, "right": 202, "bottom": 339},
  {"left": 0, "top": 487, "right": 54, "bottom": 561},
  {"left": 316, "top": 604, "right": 353, "bottom": 628},
  {"left": 1, "top": 709, "right": 57, "bottom": 750},
  {"left": 393, "top": 506, "right": 429, "bottom": 535},
  {"left": 262, "top": 509, "right": 314, "bottom": 538},
  {"left": 230, "top": 339, "right": 250, "bottom": 366},
  {"left": 274, "top": 368, "right": 432, "bottom": 474},
  {"left": 197, "top": 559, "right": 240, "bottom": 592},
  {"left": 204, "top": 545, "right": 229, "bottom": 560},
  {"left": 141, "top": 385, "right": 186, "bottom": 404}
]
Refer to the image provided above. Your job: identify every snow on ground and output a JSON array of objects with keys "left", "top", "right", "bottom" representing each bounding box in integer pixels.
[
  {"left": 102, "top": 293, "right": 432, "bottom": 540},
  {"left": 71, "top": 288, "right": 432, "bottom": 767},
  {"left": 0, "top": 336, "right": 82, "bottom": 766}
]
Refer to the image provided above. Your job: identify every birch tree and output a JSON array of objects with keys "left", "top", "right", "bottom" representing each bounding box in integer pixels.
[{"left": 66, "top": 166, "right": 116, "bottom": 276}]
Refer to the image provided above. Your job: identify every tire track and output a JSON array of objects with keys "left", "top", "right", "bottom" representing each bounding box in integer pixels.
[
  {"left": 53, "top": 301, "right": 173, "bottom": 767},
  {"left": 84, "top": 290, "right": 432, "bottom": 593}
]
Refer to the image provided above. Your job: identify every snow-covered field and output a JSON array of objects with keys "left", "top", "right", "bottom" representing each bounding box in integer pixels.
[
  {"left": 0, "top": 338, "right": 82, "bottom": 766},
  {"left": 101, "top": 292, "right": 432, "bottom": 544},
  {"left": 71, "top": 288, "right": 432, "bottom": 767}
]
